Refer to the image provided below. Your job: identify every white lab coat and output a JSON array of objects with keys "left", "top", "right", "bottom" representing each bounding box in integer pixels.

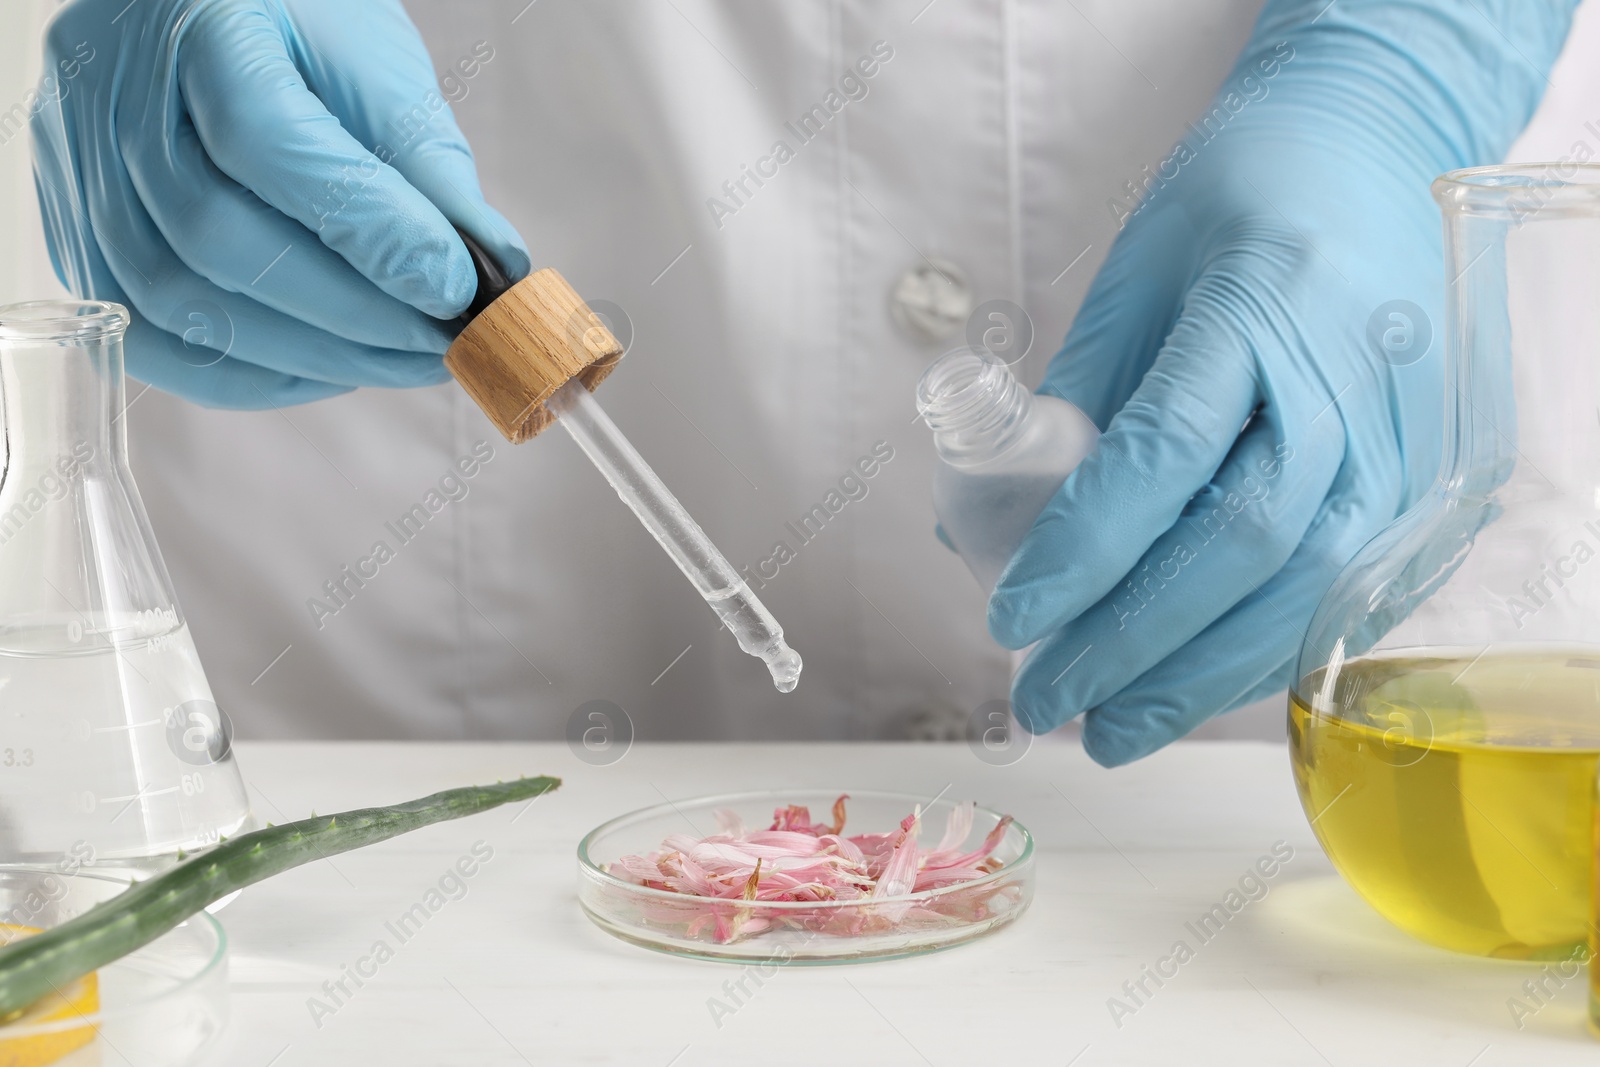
[{"left": 17, "top": 0, "right": 1600, "bottom": 741}]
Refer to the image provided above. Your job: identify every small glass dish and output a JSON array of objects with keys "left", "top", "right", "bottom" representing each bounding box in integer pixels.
[
  {"left": 0, "top": 867, "right": 228, "bottom": 1065},
  {"left": 577, "top": 789, "right": 1034, "bottom": 963}
]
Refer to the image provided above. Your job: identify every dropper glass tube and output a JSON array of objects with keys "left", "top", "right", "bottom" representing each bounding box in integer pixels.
[{"left": 546, "top": 379, "right": 802, "bottom": 692}]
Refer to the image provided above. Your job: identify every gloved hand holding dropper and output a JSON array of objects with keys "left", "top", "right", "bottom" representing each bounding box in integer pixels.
[
  {"left": 33, "top": 0, "right": 803, "bottom": 692},
  {"left": 32, "top": 0, "right": 524, "bottom": 407}
]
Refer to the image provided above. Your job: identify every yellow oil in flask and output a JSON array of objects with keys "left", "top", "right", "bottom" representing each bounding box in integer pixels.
[{"left": 1290, "top": 650, "right": 1600, "bottom": 959}]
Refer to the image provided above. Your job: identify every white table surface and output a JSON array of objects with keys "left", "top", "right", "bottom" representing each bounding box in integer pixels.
[{"left": 206, "top": 740, "right": 1598, "bottom": 1066}]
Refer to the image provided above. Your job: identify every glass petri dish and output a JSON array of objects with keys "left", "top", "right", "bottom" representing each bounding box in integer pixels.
[
  {"left": 0, "top": 867, "right": 228, "bottom": 1065},
  {"left": 578, "top": 789, "right": 1034, "bottom": 963}
]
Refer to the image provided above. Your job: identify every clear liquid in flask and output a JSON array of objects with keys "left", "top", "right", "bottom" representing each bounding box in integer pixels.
[{"left": 0, "top": 618, "right": 252, "bottom": 870}]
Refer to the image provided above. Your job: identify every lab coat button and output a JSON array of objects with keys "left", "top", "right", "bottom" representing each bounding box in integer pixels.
[{"left": 889, "top": 258, "right": 973, "bottom": 343}]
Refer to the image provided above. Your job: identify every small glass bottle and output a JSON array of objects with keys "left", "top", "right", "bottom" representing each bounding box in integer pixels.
[
  {"left": 0, "top": 301, "right": 253, "bottom": 872},
  {"left": 918, "top": 349, "right": 1099, "bottom": 592}
]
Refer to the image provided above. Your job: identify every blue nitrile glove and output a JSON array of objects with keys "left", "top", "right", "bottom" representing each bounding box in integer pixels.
[
  {"left": 30, "top": 0, "right": 528, "bottom": 408},
  {"left": 990, "top": 0, "right": 1578, "bottom": 766}
]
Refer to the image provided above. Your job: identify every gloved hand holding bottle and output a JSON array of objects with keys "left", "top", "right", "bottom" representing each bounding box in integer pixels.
[
  {"left": 30, "top": 0, "right": 528, "bottom": 408},
  {"left": 987, "top": 0, "right": 1579, "bottom": 765}
]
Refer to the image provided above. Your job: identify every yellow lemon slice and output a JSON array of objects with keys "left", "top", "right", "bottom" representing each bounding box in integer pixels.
[{"left": 0, "top": 923, "right": 98, "bottom": 1067}]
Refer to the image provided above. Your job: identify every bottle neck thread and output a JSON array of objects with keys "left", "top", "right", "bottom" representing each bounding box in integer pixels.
[{"left": 917, "top": 350, "right": 1033, "bottom": 466}]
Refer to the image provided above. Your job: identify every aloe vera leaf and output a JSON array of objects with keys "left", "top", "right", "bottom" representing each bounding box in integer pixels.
[{"left": 0, "top": 775, "right": 560, "bottom": 1017}]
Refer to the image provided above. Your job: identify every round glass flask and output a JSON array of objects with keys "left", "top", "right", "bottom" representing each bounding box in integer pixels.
[
  {"left": 0, "top": 301, "right": 253, "bottom": 872},
  {"left": 1291, "top": 165, "right": 1600, "bottom": 960}
]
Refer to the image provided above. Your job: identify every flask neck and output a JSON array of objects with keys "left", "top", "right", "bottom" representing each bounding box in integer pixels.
[
  {"left": 1435, "top": 176, "right": 1600, "bottom": 502},
  {"left": 0, "top": 333, "right": 125, "bottom": 478},
  {"left": 918, "top": 350, "right": 1034, "bottom": 467}
]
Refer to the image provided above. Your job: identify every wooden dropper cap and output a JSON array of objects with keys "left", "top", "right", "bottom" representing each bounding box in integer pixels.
[{"left": 446, "top": 232, "right": 624, "bottom": 443}]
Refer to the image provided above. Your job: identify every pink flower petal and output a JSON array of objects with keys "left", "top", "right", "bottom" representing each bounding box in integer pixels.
[
  {"left": 931, "top": 814, "right": 1014, "bottom": 873},
  {"left": 872, "top": 811, "right": 921, "bottom": 899},
  {"left": 607, "top": 797, "right": 1014, "bottom": 944},
  {"left": 933, "top": 801, "right": 974, "bottom": 855}
]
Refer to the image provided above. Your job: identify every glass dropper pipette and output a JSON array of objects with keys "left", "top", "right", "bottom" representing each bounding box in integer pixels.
[
  {"left": 546, "top": 379, "right": 801, "bottom": 692},
  {"left": 448, "top": 232, "right": 801, "bottom": 693}
]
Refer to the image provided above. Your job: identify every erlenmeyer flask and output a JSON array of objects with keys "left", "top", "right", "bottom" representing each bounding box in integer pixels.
[
  {"left": 1290, "top": 165, "right": 1600, "bottom": 960},
  {"left": 0, "top": 300, "right": 252, "bottom": 872}
]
